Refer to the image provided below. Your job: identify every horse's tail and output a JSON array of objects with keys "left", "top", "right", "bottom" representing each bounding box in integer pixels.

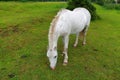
[{"left": 80, "top": 23, "right": 90, "bottom": 37}]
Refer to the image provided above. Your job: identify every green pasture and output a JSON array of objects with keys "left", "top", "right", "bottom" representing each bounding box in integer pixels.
[{"left": 0, "top": 2, "right": 120, "bottom": 80}]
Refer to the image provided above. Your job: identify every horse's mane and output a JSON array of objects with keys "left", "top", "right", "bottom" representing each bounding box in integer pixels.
[
  {"left": 48, "top": 9, "right": 69, "bottom": 48},
  {"left": 49, "top": 9, "right": 69, "bottom": 37}
]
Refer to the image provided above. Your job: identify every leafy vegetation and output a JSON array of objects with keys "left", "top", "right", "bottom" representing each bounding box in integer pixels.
[{"left": 0, "top": 2, "right": 120, "bottom": 80}]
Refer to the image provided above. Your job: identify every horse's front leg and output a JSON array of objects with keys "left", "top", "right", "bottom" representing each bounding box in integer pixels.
[{"left": 63, "top": 35, "right": 69, "bottom": 65}]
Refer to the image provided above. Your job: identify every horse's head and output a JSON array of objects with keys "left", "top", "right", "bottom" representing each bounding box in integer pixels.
[{"left": 47, "top": 47, "right": 58, "bottom": 70}]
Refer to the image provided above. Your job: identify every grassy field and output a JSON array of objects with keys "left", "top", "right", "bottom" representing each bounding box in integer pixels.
[{"left": 0, "top": 2, "right": 120, "bottom": 80}]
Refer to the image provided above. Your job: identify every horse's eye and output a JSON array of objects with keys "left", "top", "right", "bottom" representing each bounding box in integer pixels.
[{"left": 54, "top": 56, "right": 57, "bottom": 58}]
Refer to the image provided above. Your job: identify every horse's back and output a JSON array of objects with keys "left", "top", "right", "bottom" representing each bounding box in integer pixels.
[
  {"left": 73, "top": 8, "right": 91, "bottom": 18},
  {"left": 55, "top": 8, "right": 91, "bottom": 35},
  {"left": 66, "top": 8, "right": 90, "bottom": 33}
]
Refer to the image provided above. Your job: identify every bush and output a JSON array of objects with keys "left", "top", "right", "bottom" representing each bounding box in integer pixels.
[
  {"left": 96, "top": 0, "right": 105, "bottom": 5},
  {"left": 67, "top": 0, "right": 99, "bottom": 20}
]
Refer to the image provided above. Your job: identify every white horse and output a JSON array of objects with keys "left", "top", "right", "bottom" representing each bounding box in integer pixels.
[{"left": 47, "top": 8, "right": 91, "bottom": 70}]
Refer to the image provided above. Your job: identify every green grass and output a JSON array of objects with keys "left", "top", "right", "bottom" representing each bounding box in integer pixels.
[{"left": 0, "top": 2, "right": 120, "bottom": 80}]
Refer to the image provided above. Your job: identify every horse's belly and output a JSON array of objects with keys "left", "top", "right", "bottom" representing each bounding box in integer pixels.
[
  {"left": 70, "top": 23, "right": 85, "bottom": 34},
  {"left": 71, "top": 27, "right": 84, "bottom": 34},
  {"left": 70, "top": 14, "right": 86, "bottom": 34}
]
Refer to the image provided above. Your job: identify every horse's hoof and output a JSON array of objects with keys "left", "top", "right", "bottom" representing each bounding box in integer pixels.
[
  {"left": 61, "top": 53, "right": 64, "bottom": 56},
  {"left": 82, "top": 43, "right": 86, "bottom": 46},
  {"left": 63, "top": 62, "right": 68, "bottom": 66},
  {"left": 50, "top": 66, "right": 55, "bottom": 70},
  {"left": 73, "top": 45, "right": 77, "bottom": 48}
]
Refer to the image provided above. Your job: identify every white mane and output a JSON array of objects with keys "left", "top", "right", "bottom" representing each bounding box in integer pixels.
[
  {"left": 48, "top": 9, "right": 70, "bottom": 49},
  {"left": 49, "top": 8, "right": 70, "bottom": 34}
]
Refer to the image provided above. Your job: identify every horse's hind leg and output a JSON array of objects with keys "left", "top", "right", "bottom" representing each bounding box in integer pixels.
[
  {"left": 81, "top": 26, "right": 88, "bottom": 45},
  {"left": 74, "top": 33, "right": 79, "bottom": 47}
]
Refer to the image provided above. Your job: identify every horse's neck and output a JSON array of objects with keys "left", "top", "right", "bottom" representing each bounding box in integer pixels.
[
  {"left": 48, "top": 10, "right": 62, "bottom": 50},
  {"left": 48, "top": 32, "right": 59, "bottom": 50}
]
